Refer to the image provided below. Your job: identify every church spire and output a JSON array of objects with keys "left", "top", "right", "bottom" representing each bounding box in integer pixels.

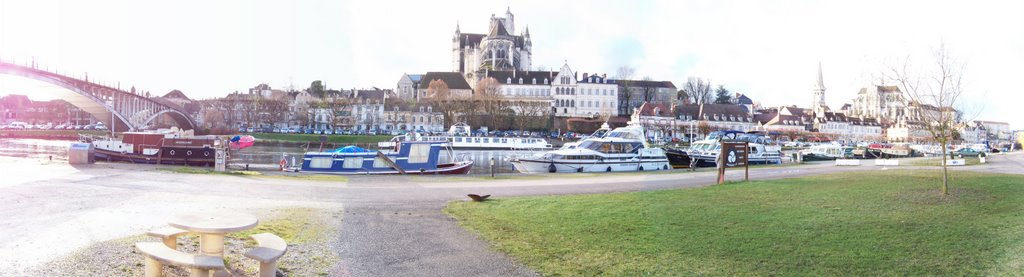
[
  {"left": 815, "top": 61, "right": 825, "bottom": 91},
  {"left": 813, "top": 61, "right": 827, "bottom": 117}
]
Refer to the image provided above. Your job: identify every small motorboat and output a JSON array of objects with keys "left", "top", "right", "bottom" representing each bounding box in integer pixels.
[
  {"left": 665, "top": 147, "right": 692, "bottom": 168},
  {"left": 300, "top": 140, "right": 472, "bottom": 175}
]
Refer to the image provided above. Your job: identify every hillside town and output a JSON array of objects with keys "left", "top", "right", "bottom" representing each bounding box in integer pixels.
[{"left": 0, "top": 8, "right": 1018, "bottom": 149}]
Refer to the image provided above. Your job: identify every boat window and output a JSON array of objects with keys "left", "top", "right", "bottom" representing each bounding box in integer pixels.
[
  {"left": 501, "top": 138, "right": 507, "bottom": 143},
  {"left": 373, "top": 156, "right": 389, "bottom": 168},
  {"left": 342, "top": 157, "right": 363, "bottom": 169},
  {"left": 483, "top": 138, "right": 489, "bottom": 143},
  {"left": 474, "top": 138, "right": 481, "bottom": 143},
  {"left": 454, "top": 137, "right": 462, "bottom": 143},
  {"left": 309, "top": 157, "right": 333, "bottom": 169},
  {"left": 408, "top": 144, "right": 431, "bottom": 163}
]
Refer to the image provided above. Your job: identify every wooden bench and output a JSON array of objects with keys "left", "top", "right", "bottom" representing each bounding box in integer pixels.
[
  {"left": 135, "top": 242, "right": 224, "bottom": 277},
  {"left": 146, "top": 226, "right": 188, "bottom": 250},
  {"left": 244, "top": 233, "right": 288, "bottom": 277}
]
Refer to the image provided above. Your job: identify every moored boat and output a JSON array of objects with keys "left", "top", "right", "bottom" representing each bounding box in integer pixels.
[
  {"left": 688, "top": 130, "right": 782, "bottom": 167},
  {"left": 511, "top": 122, "right": 670, "bottom": 173},
  {"left": 380, "top": 122, "right": 551, "bottom": 151},
  {"left": 800, "top": 144, "right": 851, "bottom": 161},
  {"left": 300, "top": 140, "right": 472, "bottom": 175},
  {"left": 83, "top": 128, "right": 218, "bottom": 166}
]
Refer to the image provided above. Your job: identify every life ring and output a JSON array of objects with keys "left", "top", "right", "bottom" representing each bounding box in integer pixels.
[
  {"left": 279, "top": 158, "right": 287, "bottom": 170},
  {"left": 186, "top": 150, "right": 193, "bottom": 156},
  {"left": 169, "top": 150, "right": 175, "bottom": 156},
  {"left": 204, "top": 150, "right": 210, "bottom": 157}
]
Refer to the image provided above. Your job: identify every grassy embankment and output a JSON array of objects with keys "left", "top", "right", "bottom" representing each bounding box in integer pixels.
[
  {"left": 250, "top": 133, "right": 392, "bottom": 144},
  {"left": 908, "top": 157, "right": 984, "bottom": 166},
  {"left": 447, "top": 170, "right": 1024, "bottom": 276}
]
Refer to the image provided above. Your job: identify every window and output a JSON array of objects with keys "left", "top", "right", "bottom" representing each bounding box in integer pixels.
[
  {"left": 373, "top": 156, "right": 389, "bottom": 168},
  {"left": 309, "top": 157, "right": 333, "bottom": 169},
  {"left": 408, "top": 144, "right": 430, "bottom": 163},
  {"left": 342, "top": 157, "right": 363, "bottom": 169}
]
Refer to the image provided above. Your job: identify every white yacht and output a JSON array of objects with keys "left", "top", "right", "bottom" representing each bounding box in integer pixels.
[
  {"left": 688, "top": 131, "right": 782, "bottom": 167},
  {"left": 511, "top": 123, "right": 670, "bottom": 173},
  {"left": 800, "top": 143, "right": 852, "bottom": 161},
  {"left": 380, "top": 123, "right": 551, "bottom": 150}
]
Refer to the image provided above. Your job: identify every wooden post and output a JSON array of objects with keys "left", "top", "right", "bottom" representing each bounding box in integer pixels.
[{"left": 744, "top": 142, "right": 749, "bottom": 182}]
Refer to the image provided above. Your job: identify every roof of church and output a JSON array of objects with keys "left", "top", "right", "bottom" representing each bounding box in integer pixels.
[
  {"left": 162, "top": 90, "right": 191, "bottom": 101},
  {"left": 419, "top": 72, "right": 472, "bottom": 90},
  {"left": 408, "top": 74, "right": 423, "bottom": 82},
  {"left": 489, "top": 20, "right": 510, "bottom": 36}
]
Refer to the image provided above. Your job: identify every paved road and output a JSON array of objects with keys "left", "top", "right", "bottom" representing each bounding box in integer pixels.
[{"left": 1, "top": 153, "right": 1020, "bottom": 276}]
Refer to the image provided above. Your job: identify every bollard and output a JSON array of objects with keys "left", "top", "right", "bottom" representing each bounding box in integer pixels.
[{"left": 490, "top": 157, "right": 495, "bottom": 178}]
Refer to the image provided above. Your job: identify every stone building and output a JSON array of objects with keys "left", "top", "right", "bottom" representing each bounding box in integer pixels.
[{"left": 451, "top": 7, "right": 532, "bottom": 75}]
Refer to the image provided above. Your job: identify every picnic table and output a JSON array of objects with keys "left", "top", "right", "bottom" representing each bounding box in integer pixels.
[{"left": 168, "top": 212, "right": 258, "bottom": 276}]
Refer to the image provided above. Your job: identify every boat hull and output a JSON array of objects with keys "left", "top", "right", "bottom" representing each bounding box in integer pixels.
[
  {"left": 94, "top": 147, "right": 215, "bottom": 166},
  {"left": 665, "top": 149, "right": 692, "bottom": 168},
  {"left": 303, "top": 160, "right": 473, "bottom": 175},
  {"left": 512, "top": 158, "right": 670, "bottom": 173}
]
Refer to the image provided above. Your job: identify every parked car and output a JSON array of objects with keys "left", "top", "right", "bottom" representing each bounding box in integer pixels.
[{"left": 951, "top": 148, "right": 984, "bottom": 158}]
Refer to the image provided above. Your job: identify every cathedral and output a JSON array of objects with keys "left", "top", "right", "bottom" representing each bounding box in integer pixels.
[{"left": 451, "top": 8, "right": 533, "bottom": 77}]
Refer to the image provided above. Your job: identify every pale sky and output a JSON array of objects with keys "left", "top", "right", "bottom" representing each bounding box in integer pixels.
[{"left": 1, "top": 0, "right": 1021, "bottom": 128}]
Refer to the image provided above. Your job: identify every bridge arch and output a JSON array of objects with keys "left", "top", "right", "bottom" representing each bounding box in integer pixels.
[{"left": 0, "top": 61, "right": 196, "bottom": 131}]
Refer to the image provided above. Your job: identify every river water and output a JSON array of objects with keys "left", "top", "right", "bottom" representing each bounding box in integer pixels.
[{"left": 0, "top": 138, "right": 541, "bottom": 175}]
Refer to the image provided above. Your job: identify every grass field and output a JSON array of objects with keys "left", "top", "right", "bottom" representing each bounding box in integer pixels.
[
  {"left": 250, "top": 133, "right": 392, "bottom": 144},
  {"left": 908, "top": 157, "right": 983, "bottom": 166},
  {"left": 446, "top": 170, "right": 1024, "bottom": 276}
]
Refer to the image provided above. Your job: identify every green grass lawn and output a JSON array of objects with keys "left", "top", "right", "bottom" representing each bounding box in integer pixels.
[
  {"left": 446, "top": 170, "right": 1024, "bottom": 276},
  {"left": 251, "top": 133, "right": 392, "bottom": 144},
  {"left": 908, "top": 157, "right": 983, "bottom": 166}
]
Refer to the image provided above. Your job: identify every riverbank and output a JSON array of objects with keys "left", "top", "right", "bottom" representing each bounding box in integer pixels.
[
  {"left": 446, "top": 170, "right": 1024, "bottom": 275},
  {"left": 0, "top": 130, "right": 107, "bottom": 140}
]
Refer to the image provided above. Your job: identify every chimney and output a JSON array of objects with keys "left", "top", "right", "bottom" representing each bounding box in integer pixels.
[{"left": 582, "top": 73, "right": 589, "bottom": 80}]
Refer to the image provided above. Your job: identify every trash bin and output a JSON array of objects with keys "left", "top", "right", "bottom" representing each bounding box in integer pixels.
[{"left": 68, "top": 143, "right": 95, "bottom": 164}]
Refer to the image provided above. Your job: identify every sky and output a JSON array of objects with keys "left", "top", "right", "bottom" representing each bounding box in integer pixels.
[{"left": 0, "top": 0, "right": 1021, "bottom": 128}]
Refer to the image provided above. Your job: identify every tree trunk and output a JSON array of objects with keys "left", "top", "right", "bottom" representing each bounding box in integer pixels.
[{"left": 940, "top": 140, "right": 949, "bottom": 195}]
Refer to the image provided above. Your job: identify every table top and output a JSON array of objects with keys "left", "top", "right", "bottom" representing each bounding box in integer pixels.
[{"left": 168, "top": 212, "right": 259, "bottom": 234}]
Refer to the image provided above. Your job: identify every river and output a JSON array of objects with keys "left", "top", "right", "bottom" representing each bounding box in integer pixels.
[{"left": 0, "top": 138, "right": 541, "bottom": 175}]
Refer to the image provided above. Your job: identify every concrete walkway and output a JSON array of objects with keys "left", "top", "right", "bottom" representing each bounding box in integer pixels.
[{"left": 0, "top": 153, "right": 1020, "bottom": 276}]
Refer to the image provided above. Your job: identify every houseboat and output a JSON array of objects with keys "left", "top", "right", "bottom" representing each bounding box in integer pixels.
[
  {"left": 800, "top": 144, "right": 852, "bottom": 161},
  {"left": 511, "top": 123, "right": 670, "bottom": 173},
  {"left": 380, "top": 123, "right": 551, "bottom": 150},
  {"left": 300, "top": 140, "right": 473, "bottom": 175},
  {"left": 83, "top": 128, "right": 218, "bottom": 166},
  {"left": 688, "top": 131, "right": 782, "bottom": 167}
]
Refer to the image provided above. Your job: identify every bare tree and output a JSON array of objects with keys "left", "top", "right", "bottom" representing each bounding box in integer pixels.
[
  {"left": 640, "top": 76, "right": 658, "bottom": 103},
  {"left": 683, "top": 77, "right": 713, "bottom": 104},
  {"left": 885, "top": 43, "right": 965, "bottom": 195},
  {"left": 616, "top": 66, "right": 635, "bottom": 116},
  {"left": 475, "top": 77, "right": 506, "bottom": 129},
  {"left": 425, "top": 79, "right": 459, "bottom": 128}
]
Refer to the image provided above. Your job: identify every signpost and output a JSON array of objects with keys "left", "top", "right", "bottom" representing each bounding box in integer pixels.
[{"left": 717, "top": 141, "right": 749, "bottom": 184}]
